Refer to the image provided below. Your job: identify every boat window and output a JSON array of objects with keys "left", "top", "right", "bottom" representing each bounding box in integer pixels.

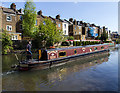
[
  {"left": 59, "top": 51, "right": 66, "bottom": 57},
  {"left": 94, "top": 47, "right": 97, "bottom": 51},
  {"left": 74, "top": 50, "right": 77, "bottom": 54},
  {"left": 101, "top": 46, "right": 104, "bottom": 49},
  {"left": 90, "top": 48, "right": 92, "bottom": 52}
]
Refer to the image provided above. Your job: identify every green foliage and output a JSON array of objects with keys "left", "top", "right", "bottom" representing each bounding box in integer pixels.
[
  {"left": 67, "top": 36, "right": 74, "bottom": 40},
  {"left": 73, "top": 41, "right": 76, "bottom": 46},
  {"left": 100, "top": 30, "right": 108, "bottom": 41},
  {"left": 116, "top": 39, "right": 120, "bottom": 44},
  {"left": 2, "top": 31, "right": 13, "bottom": 54},
  {"left": 22, "top": 0, "right": 37, "bottom": 38},
  {"left": 33, "top": 18, "right": 65, "bottom": 48}
]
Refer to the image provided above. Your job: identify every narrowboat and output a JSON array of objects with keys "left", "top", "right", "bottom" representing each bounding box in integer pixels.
[{"left": 14, "top": 44, "right": 109, "bottom": 71}]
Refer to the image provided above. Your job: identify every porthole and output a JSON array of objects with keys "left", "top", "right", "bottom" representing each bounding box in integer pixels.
[{"left": 74, "top": 50, "right": 77, "bottom": 54}]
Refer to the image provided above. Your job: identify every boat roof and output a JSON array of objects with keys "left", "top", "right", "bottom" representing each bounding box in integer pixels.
[{"left": 47, "top": 44, "right": 108, "bottom": 51}]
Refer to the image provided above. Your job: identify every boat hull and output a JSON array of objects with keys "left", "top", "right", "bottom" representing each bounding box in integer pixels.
[{"left": 18, "top": 49, "right": 109, "bottom": 71}]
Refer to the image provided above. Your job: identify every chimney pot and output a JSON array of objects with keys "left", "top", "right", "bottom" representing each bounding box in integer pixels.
[
  {"left": 56, "top": 15, "right": 60, "bottom": 19},
  {"left": 69, "top": 18, "right": 73, "bottom": 22},
  {"left": 10, "top": 3, "right": 16, "bottom": 10}
]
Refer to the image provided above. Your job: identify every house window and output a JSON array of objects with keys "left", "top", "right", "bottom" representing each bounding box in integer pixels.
[
  {"left": 36, "top": 20, "right": 37, "bottom": 25},
  {"left": 20, "top": 24, "right": 22, "bottom": 30},
  {"left": 79, "top": 27, "right": 81, "bottom": 29},
  {"left": 64, "top": 30, "right": 66, "bottom": 34},
  {"left": 59, "top": 51, "right": 66, "bottom": 57},
  {"left": 75, "top": 32, "right": 76, "bottom": 35},
  {"left": 94, "top": 47, "right": 97, "bottom": 51},
  {"left": 20, "top": 16, "right": 23, "bottom": 20},
  {"left": 75, "top": 26, "right": 76, "bottom": 30},
  {"left": 6, "top": 15, "right": 12, "bottom": 21},
  {"left": 64, "top": 24, "right": 66, "bottom": 28},
  {"left": 90, "top": 48, "right": 92, "bottom": 52},
  {"left": 79, "top": 32, "right": 81, "bottom": 35},
  {"left": 101, "top": 46, "right": 104, "bottom": 49},
  {"left": 58, "top": 24, "right": 61, "bottom": 27},
  {"left": 6, "top": 25, "right": 12, "bottom": 31},
  {"left": 12, "top": 35, "right": 18, "bottom": 40}
]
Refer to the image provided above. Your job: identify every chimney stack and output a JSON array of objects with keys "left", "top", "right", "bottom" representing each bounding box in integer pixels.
[
  {"left": 56, "top": 15, "right": 60, "bottom": 19},
  {"left": 80, "top": 21, "right": 83, "bottom": 24},
  {"left": 38, "top": 10, "right": 42, "bottom": 15},
  {"left": 73, "top": 19, "right": 77, "bottom": 25},
  {"left": 69, "top": 18, "right": 73, "bottom": 22},
  {"left": 10, "top": 3, "right": 16, "bottom": 10}
]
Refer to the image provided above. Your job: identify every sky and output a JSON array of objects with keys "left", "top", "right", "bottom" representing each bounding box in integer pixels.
[{"left": 1, "top": 2, "right": 118, "bottom": 32}]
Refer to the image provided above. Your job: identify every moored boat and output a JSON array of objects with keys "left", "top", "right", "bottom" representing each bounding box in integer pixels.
[{"left": 14, "top": 44, "right": 109, "bottom": 71}]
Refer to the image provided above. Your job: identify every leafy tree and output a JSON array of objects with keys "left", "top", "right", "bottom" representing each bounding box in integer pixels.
[
  {"left": 22, "top": 0, "right": 37, "bottom": 38},
  {"left": 33, "top": 18, "right": 65, "bottom": 48},
  {"left": 67, "top": 36, "right": 74, "bottom": 40},
  {"left": 100, "top": 30, "right": 108, "bottom": 41},
  {"left": 2, "top": 31, "right": 13, "bottom": 54}
]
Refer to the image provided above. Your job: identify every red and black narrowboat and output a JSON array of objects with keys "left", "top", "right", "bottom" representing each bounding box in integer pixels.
[{"left": 16, "top": 44, "right": 109, "bottom": 71}]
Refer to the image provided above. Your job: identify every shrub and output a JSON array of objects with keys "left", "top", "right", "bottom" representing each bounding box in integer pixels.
[{"left": 67, "top": 36, "right": 74, "bottom": 40}]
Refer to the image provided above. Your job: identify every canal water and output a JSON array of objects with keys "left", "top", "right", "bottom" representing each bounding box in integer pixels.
[{"left": 2, "top": 46, "right": 119, "bottom": 91}]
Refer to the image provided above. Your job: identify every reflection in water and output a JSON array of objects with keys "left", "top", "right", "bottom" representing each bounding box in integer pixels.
[{"left": 2, "top": 49, "right": 118, "bottom": 91}]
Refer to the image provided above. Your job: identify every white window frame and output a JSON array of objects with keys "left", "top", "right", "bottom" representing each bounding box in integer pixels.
[
  {"left": 11, "top": 35, "right": 18, "bottom": 40},
  {"left": 6, "top": 25, "right": 12, "bottom": 31},
  {"left": 64, "top": 24, "right": 66, "bottom": 29},
  {"left": 6, "top": 15, "right": 12, "bottom": 21},
  {"left": 64, "top": 30, "right": 66, "bottom": 34}
]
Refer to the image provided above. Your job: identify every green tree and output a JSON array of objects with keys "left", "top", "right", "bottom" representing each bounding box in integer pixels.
[
  {"left": 33, "top": 18, "right": 65, "bottom": 48},
  {"left": 22, "top": 0, "right": 37, "bottom": 38},
  {"left": 2, "top": 31, "right": 13, "bottom": 54},
  {"left": 67, "top": 36, "right": 74, "bottom": 40},
  {"left": 100, "top": 30, "right": 108, "bottom": 41}
]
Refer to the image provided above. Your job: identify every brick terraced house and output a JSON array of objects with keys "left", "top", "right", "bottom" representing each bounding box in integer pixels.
[{"left": 0, "top": 3, "right": 22, "bottom": 40}]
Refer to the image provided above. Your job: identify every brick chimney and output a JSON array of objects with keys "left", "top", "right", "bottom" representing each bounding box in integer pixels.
[
  {"left": 73, "top": 19, "right": 77, "bottom": 25},
  {"left": 80, "top": 21, "right": 83, "bottom": 24},
  {"left": 69, "top": 18, "right": 73, "bottom": 22},
  {"left": 10, "top": 3, "right": 16, "bottom": 10},
  {"left": 38, "top": 10, "right": 42, "bottom": 15},
  {"left": 56, "top": 15, "right": 60, "bottom": 19}
]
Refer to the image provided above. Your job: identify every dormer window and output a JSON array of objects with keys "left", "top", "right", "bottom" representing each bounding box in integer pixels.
[{"left": 6, "top": 15, "right": 12, "bottom": 21}]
